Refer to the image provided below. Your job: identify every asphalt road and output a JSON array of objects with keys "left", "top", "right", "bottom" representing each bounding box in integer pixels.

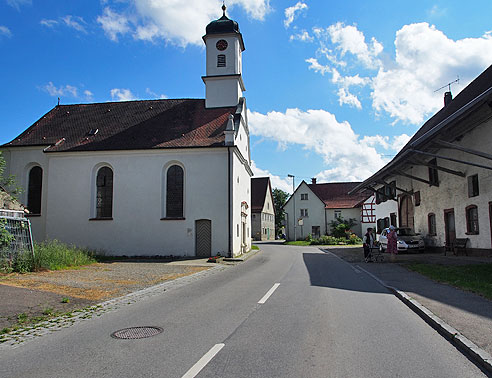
[{"left": 1, "top": 244, "right": 486, "bottom": 377}]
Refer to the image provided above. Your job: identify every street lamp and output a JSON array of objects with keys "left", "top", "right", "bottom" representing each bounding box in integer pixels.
[{"left": 288, "top": 174, "right": 296, "bottom": 241}]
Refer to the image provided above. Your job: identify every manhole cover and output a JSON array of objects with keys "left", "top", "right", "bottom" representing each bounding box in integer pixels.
[{"left": 111, "top": 326, "right": 163, "bottom": 340}]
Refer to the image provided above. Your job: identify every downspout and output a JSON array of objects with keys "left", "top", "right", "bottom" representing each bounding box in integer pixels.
[
  {"left": 228, "top": 146, "right": 232, "bottom": 257},
  {"left": 324, "top": 206, "right": 328, "bottom": 236}
]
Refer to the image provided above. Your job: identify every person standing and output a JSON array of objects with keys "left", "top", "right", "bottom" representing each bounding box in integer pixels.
[
  {"left": 363, "top": 227, "right": 374, "bottom": 262},
  {"left": 387, "top": 225, "right": 398, "bottom": 261}
]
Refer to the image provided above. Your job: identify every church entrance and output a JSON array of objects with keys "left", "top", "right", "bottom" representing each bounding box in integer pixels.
[{"left": 195, "top": 219, "right": 212, "bottom": 257}]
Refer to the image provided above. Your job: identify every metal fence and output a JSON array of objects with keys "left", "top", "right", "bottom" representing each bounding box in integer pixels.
[{"left": 0, "top": 210, "right": 34, "bottom": 266}]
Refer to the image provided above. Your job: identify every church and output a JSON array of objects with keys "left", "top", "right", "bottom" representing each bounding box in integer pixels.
[{"left": 1, "top": 6, "right": 252, "bottom": 257}]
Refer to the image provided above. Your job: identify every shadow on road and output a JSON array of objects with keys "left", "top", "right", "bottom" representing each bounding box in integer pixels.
[{"left": 302, "top": 252, "right": 389, "bottom": 294}]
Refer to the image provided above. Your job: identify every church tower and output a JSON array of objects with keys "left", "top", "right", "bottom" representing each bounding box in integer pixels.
[{"left": 202, "top": 5, "right": 245, "bottom": 108}]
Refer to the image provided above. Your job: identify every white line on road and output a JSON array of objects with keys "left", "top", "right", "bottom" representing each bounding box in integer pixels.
[
  {"left": 182, "top": 343, "right": 225, "bottom": 378},
  {"left": 352, "top": 265, "right": 361, "bottom": 273},
  {"left": 258, "top": 283, "right": 281, "bottom": 304}
]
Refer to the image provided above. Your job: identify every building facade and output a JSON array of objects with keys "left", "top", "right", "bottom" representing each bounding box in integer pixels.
[
  {"left": 283, "top": 179, "right": 372, "bottom": 241},
  {"left": 1, "top": 8, "right": 252, "bottom": 257},
  {"left": 251, "top": 177, "right": 275, "bottom": 241},
  {"left": 351, "top": 65, "right": 492, "bottom": 255}
]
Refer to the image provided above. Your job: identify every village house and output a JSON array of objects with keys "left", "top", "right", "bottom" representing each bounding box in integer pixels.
[
  {"left": 251, "top": 177, "right": 275, "bottom": 241},
  {"left": 350, "top": 64, "right": 492, "bottom": 256},
  {"left": 283, "top": 179, "right": 373, "bottom": 241},
  {"left": 0, "top": 6, "right": 252, "bottom": 257}
]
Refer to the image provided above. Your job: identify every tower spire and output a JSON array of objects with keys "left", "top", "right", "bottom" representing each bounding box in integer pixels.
[{"left": 222, "top": 2, "right": 226, "bottom": 17}]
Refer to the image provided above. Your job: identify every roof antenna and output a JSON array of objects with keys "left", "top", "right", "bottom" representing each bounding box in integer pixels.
[{"left": 434, "top": 76, "right": 460, "bottom": 93}]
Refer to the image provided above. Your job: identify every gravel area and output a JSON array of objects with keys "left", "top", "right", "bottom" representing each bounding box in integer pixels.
[{"left": 0, "top": 259, "right": 212, "bottom": 331}]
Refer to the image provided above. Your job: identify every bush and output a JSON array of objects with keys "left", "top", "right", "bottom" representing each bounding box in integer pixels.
[
  {"left": 310, "top": 235, "right": 338, "bottom": 245},
  {"left": 33, "top": 240, "right": 96, "bottom": 271},
  {"left": 347, "top": 234, "right": 362, "bottom": 245}
]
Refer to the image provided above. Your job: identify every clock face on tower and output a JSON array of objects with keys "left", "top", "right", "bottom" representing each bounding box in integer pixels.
[{"left": 216, "top": 39, "right": 228, "bottom": 51}]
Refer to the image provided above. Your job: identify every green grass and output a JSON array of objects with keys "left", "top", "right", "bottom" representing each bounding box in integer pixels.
[
  {"left": 1, "top": 240, "right": 97, "bottom": 273},
  {"left": 406, "top": 263, "right": 492, "bottom": 300},
  {"left": 251, "top": 245, "right": 259, "bottom": 250},
  {"left": 284, "top": 241, "right": 312, "bottom": 246}
]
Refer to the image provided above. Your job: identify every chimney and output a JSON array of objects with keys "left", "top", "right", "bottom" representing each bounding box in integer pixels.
[
  {"left": 311, "top": 178, "right": 317, "bottom": 185},
  {"left": 444, "top": 91, "right": 452, "bottom": 107}
]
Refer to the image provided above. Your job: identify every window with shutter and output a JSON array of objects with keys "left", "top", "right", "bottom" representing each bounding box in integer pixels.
[
  {"left": 166, "top": 165, "right": 184, "bottom": 218},
  {"left": 468, "top": 174, "right": 479, "bottom": 197},
  {"left": 96, "top": 167, "right": 113, "bottom": 218}
]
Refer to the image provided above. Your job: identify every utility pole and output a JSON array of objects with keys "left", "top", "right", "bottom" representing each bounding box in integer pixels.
[{"left": 288, "top": 174, "right": 296, "bottom": 241}]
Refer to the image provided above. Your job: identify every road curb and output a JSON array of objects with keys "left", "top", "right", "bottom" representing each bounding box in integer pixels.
[
  {"left": 357, "top": 266, "right": 492, "bottom": 376},
  {"left": 223, "top": 248, "right": 260, "bottom": 262}
]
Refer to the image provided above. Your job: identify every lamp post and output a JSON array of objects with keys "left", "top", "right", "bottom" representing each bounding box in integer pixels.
[{"left": 288, "top": 174, "right": 296, "bottom": 241}]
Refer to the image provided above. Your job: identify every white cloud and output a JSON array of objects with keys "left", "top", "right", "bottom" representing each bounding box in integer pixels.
[
  {"left": 42, "top": 82, "right": 78, "bottom": 98},
  {"left": 306, "top": 22, "right": 492, "bottom": 124},
  {"left": 6, "top": 0, "right": 31, "bottom": 11},
  {"left": 145, "top": 88, "right": 167, "bottom": 99},
  {"left": 110, "top": 88, "right": 136, "bottom": 101},
  {"left": 84, "top": 90, "right": 94, "bottom": 101},
  {"left": 97, "top": 0, "right": 270, "bottom": 46},
  {"left": 251, "top": 161, "right": 293, "bottom": 194},
  {"left": 289, "top": 30, "right": 313, "bottom": 42},
  {"left": 284, "top": 2, "right": 308, "bottom": 28},
  {"left": 97, "top": 7, "right": 130, "bottom": 42},
  {"left": 249, "top": 108, "right": 388, "bottom": 182},
  {"left": 390, "top": 133, "right": 411, "bottom": 151},
  {"left": 0, "top": 26, "right": 12, "bottom": 38},
  {"left": 62, "top": 15, "right": 88, "bottom": 34},
  {"left": 337, "top": 88, "right": 361, "bottom": 109},
  {"left": 305, "top": 58, "right": 330, "bottom": 75},
  {"left": 40, "top": 19, "right": 58, "bottom": 28}
]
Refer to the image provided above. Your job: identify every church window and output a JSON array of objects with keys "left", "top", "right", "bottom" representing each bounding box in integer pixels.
[
  {"left": 166, "top": 165, "right": 184, "bottom": 218},
  {"left": 217, "top": 54, "right": 226, "bottom": 67},
  {"left": 96, "top": 166, "right": 113, "bottom": 218},
  {"left": 27, "top": 166, "right": 42, "bottom": 215}
]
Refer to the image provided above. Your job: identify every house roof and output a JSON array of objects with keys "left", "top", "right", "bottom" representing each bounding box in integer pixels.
[
  {"left": 3, "top": 99, "right": 236, "bottom": 153},
  {"left": 251, "top": 177, "right": 270, "bottom": 212},
  {"left": 350, "top": 64, "right": 492, "bottom": 194},
  {"left": 307, "top": 182, "right": 371, "bottom": 209}
]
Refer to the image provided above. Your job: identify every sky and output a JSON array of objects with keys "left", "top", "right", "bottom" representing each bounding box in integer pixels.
[{"left": 1, "top": 0, "right": 492, "bottom": 193}]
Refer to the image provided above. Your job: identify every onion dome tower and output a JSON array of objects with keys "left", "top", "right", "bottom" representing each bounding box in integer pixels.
[{"left": 202, "top": 4, "right": 245, "bottom": 108}]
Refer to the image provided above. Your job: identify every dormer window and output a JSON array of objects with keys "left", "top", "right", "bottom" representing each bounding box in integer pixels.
[{"left": 217, "top": 54, "right": 226, "bottom": 67}]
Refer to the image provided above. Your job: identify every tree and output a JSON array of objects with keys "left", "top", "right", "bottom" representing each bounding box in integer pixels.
[
  {"left": 0, "top": 151, "right": 21, "bottom": 199},
  {"left": 272, "top": 188, "right": 289, "bottom": 237},
  {"left": 329, "top": 216, "right": 358, "bottom": 238}
]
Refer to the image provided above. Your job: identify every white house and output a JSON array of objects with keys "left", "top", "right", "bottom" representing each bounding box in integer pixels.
[
  {"left": 0, "top": 7, "right": 252, "bottom": 257},
  {"left": 350, "top": 64, "right": 492, "bottom": 256},
  {"left": 283, "top": 179, "right": 373, "bottom": 241},
  {"left": 251, "top": 177, "right": 275, "bottom": 241}
]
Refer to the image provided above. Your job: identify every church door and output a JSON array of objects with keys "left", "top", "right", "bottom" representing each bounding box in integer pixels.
[{"left": 195, "top": 219, "right": 212, "bottom": 257}]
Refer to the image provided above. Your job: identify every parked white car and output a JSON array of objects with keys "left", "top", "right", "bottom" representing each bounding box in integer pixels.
[{"left": 379, "top": 227, "right": 425, "bottom": 252}]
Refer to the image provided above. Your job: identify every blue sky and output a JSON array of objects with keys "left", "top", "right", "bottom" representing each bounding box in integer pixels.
[{"left": 1, "top": 0, "right": 492, "bottom": 193}]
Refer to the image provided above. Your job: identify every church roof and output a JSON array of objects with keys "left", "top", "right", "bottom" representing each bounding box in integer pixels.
[
  {"left": 3, "top": 99, "right": 236, "bottom": 153},
  {"left": 307, "top": 182, "right": 371, "bottom": 209},
  {"left": 251, "top": 177, "right": 271, "bottom": 212}
]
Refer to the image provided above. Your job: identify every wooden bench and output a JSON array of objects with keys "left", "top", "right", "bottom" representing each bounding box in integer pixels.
[{"left": 445, "top": 238, "right": 469, "bottom": 256}]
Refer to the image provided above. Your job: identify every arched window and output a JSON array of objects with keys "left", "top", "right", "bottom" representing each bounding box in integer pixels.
[
  {"left": 27, "top": 166, "right": 42, "bottom": 214},
  {"left": 96, "top": 167, "right": 113, "bottom": 218},
  {"left": 166, "top": 165, "right": 184, "bottom": 218}
]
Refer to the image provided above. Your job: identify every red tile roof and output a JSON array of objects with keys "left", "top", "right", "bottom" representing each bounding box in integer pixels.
[
  {"left": 251, "top": 177, "right": 270, "bottom": 212},
  {"left": 3, "top": 99, "right": 236, "bottom": 152},
  {"left": 308, "top": 182, "right": 371, "bottom": 209}
]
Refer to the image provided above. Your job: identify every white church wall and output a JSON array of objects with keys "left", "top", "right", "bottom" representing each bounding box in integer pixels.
[
  {"left": 2, "top": 146, "right": 49, "bottom": 241},
  {"left": 6, "top": 148, "right": 231, "bottom": 256},
  {"left": 205, "top": 34, "right": 242, "bottom": 76},
  {"left": 231, "top": 147, "right": 251, "bottom": 256},
  {"left": 204, "top": 78, "right": 242, "bottom": 108}
]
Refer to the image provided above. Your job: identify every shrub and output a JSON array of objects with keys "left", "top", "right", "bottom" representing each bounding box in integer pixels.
[{"left": 33, "top": 240, "right": 96, "bottom": 271}]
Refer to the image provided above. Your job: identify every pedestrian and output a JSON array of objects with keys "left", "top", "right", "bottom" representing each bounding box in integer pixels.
[
  {"left": 387, "top": 225, "right": 398, "bottom": 262},
  {"left": 363, "top": 227, "right": 374, "bottom": 262}
]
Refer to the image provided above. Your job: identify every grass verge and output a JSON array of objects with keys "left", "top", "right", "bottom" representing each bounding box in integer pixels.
[
  {"left": 251, "top": 245, "right": 259, "bottom": 250},
  {"left": 284, "top": 241, "right": 311, "bottom": 246},
  {"left": 1, "top": 240, "right": 97, "bottom": 273},
  {"left": 406, "top": 263, "right": 492, "bottom": 300}
]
